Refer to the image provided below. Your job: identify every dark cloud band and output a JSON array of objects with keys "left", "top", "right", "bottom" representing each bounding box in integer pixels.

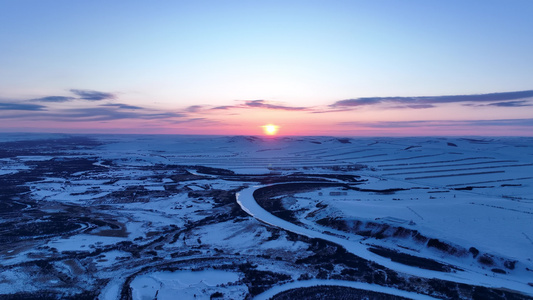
[
  {"left": 331, "top": 90, "right": 533, "bottom": 108},
  {"left": 243, "top": 100, "right": 307, "bottom": 111},
  {"left": 70, "top": 89, "right": 116, "bottom": 101},
  {"left": 0, "top": 102, "right": 46, "bottom": 111},
  {"left": 339, "top": 118, "right": 533, "bottom": 128},
  {"left": 30, "top": 96, "right": 76, "bottom": 103}
]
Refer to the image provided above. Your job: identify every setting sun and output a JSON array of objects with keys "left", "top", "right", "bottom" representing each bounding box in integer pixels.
[{"left": 262, "top": 124, "right": 279, "bottom": 135}]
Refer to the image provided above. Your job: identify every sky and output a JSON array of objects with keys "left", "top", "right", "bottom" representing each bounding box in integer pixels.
[{"left": 1, "top": 0, "right": 532, "bottom": 136}]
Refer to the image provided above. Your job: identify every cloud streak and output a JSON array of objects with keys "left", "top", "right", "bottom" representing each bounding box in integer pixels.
[
  {"left": 30, "top": 96, "right": 76, "bottom": 103},
  {"left": 26, "top": 89, "right": 117, "bottom": 103},
  {"left": 0, "top": 88, "right": 196, "bottom": 125},
  {"left": 331, "top": 90, "right": 533, "bottom": 109},
  {"left": 101, "top": 103, "right": 144, "bottom": 110},
  {"left": 487, "top": 100, "right": 532, "bottom": 107},
  {"left": 0, "top": 103, "right": 185, "bottom": 122},
  {"left": 242, "top": 100, "right": 308, "bottom": 111},
  {"left": 3, "top": 88, "right": 533, "bottom": 135},
  {"left": 60, "top": 107, "right": 185, "bottom": 121},
  {"left": 185, "top": 105, "right": 206, "bottom": 113},
  {"left": 339, "top": 118, "right": 533, "bottom": 128},
  {"left": 69, "top": 89, "right": 116, "bottom": 101},
  {"left": 0, "top": 102, "right": 47, "bottom": 111},
  {"left": 191, "top": 100, "right": 310, "bottom": 113}
]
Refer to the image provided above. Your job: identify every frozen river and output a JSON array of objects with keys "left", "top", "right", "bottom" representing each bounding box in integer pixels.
[{"left": 236, "top": 183, "right": 533, "bottom": 298}]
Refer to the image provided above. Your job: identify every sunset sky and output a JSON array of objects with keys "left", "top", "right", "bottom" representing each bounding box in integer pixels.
[{"left": 1, "top": 0, "right": 532, "bottom": 136}]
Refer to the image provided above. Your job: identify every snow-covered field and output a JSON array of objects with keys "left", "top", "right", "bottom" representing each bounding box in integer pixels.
[
  {"left": 130, "top": 270, "right": 246, "bottom": 300},
  {"left": 0, "top": 134, "right": 532, "bottom": 299}
]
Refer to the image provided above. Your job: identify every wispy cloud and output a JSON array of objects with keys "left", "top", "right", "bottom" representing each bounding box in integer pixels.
[
  {"left": 211, "top": 106, "right": 234, "bottom": 110},
  {"left": 200, "top": 100, "right": 310, "bottom": 112},
  {"left": 101, "top": 103, "right": 143, "bottom": 110},
  {"left": 390, "top": 104, "right": 436, "bottom": 109},
  {"left": 0, "top": 89, "right": 215, "bottom": 128},
  {"left": 69, "top": 89, "right": 116, "bottom": 101},
  {"left": 330, "top": 90, "right": 533, "bottom": 109},
  {"left": 185, "top": 105, "right": 206, "bottom": 113},
  {"left": 242, "top": 100, "right": 308, "bottom": 111},
  {"left": 461, "top": 118, "right": 533, "bottom": 127},
  {"left": 170, "top": 117, "right": 221, "bottom": 125},
  {"left": 339, "top": 118, "right": 533, "bottom": 128},
  {"left": 59, "top": 107, "right": 185, "bottom": 121},
  {"left": 486, "top": 100, "right": 532, "bottom": 107},
  {"left": 30, "top": 96, "right": 76, "bottom": 103},
  {"left": 27, "top": 89, "right": 116, "bottom": 103},
  {"left": 0, "top": 103, "right": 185, "bottom": 122},
  {"left": 0, "top": 102, "right": 47, "bottom": 111}
]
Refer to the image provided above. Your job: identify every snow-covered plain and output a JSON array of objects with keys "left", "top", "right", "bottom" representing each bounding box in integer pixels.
[
  {"left": 130, "top": 270, "right": 245, "bottom": 300},
  {"left": 0, "top": 134, "right": 532, "bottom": 299}
]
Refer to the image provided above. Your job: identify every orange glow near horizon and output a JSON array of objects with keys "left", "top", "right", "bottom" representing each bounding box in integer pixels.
[{"left": 262, "top": 124, "right": 279, "bottom": 135}]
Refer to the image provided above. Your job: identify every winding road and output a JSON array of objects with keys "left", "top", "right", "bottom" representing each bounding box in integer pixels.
[{"left": 236, "top": 183, "right": 533, "bottom": 298}]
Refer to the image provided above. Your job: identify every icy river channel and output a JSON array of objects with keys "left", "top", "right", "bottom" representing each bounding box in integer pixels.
[{"left": 236, "top": 183, "right": 533, "bottom": 299}]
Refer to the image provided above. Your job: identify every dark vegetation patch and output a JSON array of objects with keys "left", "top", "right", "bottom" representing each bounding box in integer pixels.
[
  {"left": 469, "top": 247, "right": 480, "bottom": 258},
  {"left": 0, "top": 136, "right": 102, "bottom": 159},
  {"left": 316, "top": 218, "right": 429, "bottom": 243},
  {"left": 309, "top": 164, "right": 367, "bottom": 172},
  {"left": 119, "top": 259, "right": 292, "bottom": 299},
  {"left": 478, "top": 254, "right": 495, "bottom": 266},
  {"left": 0, "top": 157, "right": 106, "bottom": 196},
  {"left": 470, "top": 285, "right": 532, "bottom": 300},
  {"left": 187, "top": 187, "right": 248, "bottom": 219},
  {"left": 378, "top": 157, "right": 494, "bottom": 168},
  {"left": 368, "top": 246, "right": 455, "bottom": 272},
  {"left": 291, "top": 238, "right": 481, "bottom": 298},
  {"left": 0, "top": 215, "right": 82, "bottom": 239},
  {"left": 188, "top": 188, "right": 238, "bottom": 206},
  {"left": 216, "top": 174, "right": 334, "bottom": 185},
  {"left": 454, "top": 186, "right": 493, "bottom": 190},
  {"left": 336, "top": 138, "right": 352, "bottom": 144},
  {"left": 348, "top": 186, "right": 407, "bottom": 195},
  {"left": 404, "top": 145, "right": 421, "bottom": 150},
  {"left": 0, "top": 182, "right": 32, "bottom": 201},
  {"left": 316, "top": 217, "right": 519, "bottom": 274},
  {"left": 296, "top": 239, "right": 375, "bottom": 278},
  {"left": 253, "top": 183, "right": 346, "bottom": 223},
  {"left": 137, "top": 165, "right": 211, "bottom": 182},
  {"left": 461, "top": 138, "right": 493, "bottom": 144},
  {"left": 238, "top": 262, "right": 292, "bottom": 295},
  {"left": 25, "top": 157, "right": 106, "bottom": 177},
  {"left": 193, "top": 170, "right": 366, "bottom": 185},
  {"left": 405, "top": 170, "right": 505, "bottom": 180},
  {"left": 0, "top": 291, "right": 98, "bottom": 300},
  {"left": 290, "top": 173, "right": 362, "bottom": 182},
  {"left": 169, "top": 171, "right": 207, "bottom": 182},
  {"left": 94, "top": 185, "right": 170, "bottom": 204},
  {"left": 189, "top": 165, "right": 235, "bottom": 176},
  {"left": 427, "top": 238, "right": 464, "bottom": 256},
  {"left": 0, "top": 203, "right": 131, "bottom": 247},
  {"left": 271, "top": 285, "right": 411, "bottom": 300}
]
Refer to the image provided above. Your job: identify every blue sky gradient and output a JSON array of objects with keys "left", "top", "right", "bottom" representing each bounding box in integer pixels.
[{"left": 1, "top": 1, "right": 532, "bottom": 135}]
